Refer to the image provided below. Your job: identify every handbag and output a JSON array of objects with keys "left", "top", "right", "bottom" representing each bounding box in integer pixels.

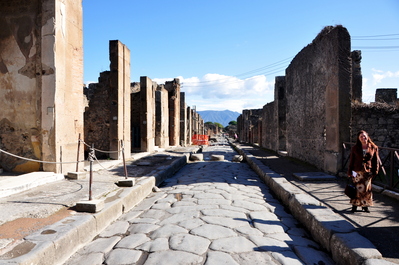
[{"left": 345, "top": 183, "right": 357, "bottom": 199}]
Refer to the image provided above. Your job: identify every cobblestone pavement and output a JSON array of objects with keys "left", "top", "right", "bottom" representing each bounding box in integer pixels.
[{"left": 64, "top": 143, "right": 334, "bottom": 265}]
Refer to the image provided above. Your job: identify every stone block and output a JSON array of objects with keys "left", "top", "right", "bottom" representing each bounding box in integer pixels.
[
  {"left": 117, "top": 178, "right": 135, "bottom": 187},
  {"left": 76, "top": 199, "right": 104, "bottom": 213},
  {"left": 210, "top": 155, "right": 224, "bottom": 161},
  {"left": 330, "top": 232, "right": 382, "bottom": 265},
  {"left": 232, "top": 155, "right": 243, "bottom": 162},
  {"left": 190, "top": 154, "right": 203, "bottom": 161},
  {"left": 67, "top": 171, "right": 87, "bottom": 180},
  {"left": 381, "top": 189, "right": 399, "bottom": 201}
]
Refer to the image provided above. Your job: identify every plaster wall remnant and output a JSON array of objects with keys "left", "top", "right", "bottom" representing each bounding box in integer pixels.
[{"left": 0, "top": 0, "right": 84, "bottom": 173}]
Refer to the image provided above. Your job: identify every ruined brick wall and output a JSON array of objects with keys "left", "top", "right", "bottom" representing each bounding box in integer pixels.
[
  {"left": 285, "top": 25, "right": 351, "bottom": 172},
  {"left": 0, "top": 0, "right": 84, "bottom": 172},
  {"left": 351, "top": 102, "right": 399, "bottom": 149},
  {"left": 375, "top": 88, "right": 398, "bottom": 105},
  {"left": 84, "top": 72, "right": 111, "bottom": 158},
  {"left": 237, "top": 109, "right": 262, "bottom": 144}
]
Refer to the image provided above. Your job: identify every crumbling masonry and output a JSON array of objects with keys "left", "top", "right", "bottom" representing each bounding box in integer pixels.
[
  {"left": 238, "top": 25, "right": 399, "bottom": 174},
  {"left": 0, "top": 2, "right": 204, "bottom": 173}
]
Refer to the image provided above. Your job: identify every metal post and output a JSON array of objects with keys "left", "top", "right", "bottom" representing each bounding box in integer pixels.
[
  {"left": 89, "top": 145, "right": 94, "bottom": 201},
  {"left": 121, "top": 140, "right": 128, "bottom": 179},
  {"left": 76, "top": 133, "right": 81, "bottom": 172},
  {"left": 60, "top": 146, "right": 63, "bottom": 174},
  {"left": 390, "top": 150, "right": 394, "bottom": 188}
]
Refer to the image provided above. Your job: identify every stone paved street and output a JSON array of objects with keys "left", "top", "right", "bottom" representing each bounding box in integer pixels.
[{"left": 64, "top": 143, "right": 334, "bottom": 265}]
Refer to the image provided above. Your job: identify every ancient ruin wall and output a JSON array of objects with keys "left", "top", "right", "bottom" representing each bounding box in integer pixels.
[
  {"left": 0, "top": 0, "right": 42, "bottom": 171},
  {"left": 0, "top": 0, "right": 84, "bottom": 173},
  {"left": 285, "top": 26, "right": 351, "bottom": 173},
  {"left": 351, "top": 102, "right": 399, "bottom": 149},
  {"left": 84, "top": 72, "right": 111, "bottom": 159},
  {"left": 261, "top": 102, "right": 277, "bottom": 151}
]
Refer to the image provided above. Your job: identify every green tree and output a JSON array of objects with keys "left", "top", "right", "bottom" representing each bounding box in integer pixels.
[
  {"left": 228, "top": 120, "right": 237, "bottom": 126},
  {"left": 214, "top": 122, "right": 224, "bottom": 129}
]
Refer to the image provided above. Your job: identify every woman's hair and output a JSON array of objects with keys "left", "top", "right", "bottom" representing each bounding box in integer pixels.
[{"left": 356, "top": 130, "right": 377, "bottom": 148}]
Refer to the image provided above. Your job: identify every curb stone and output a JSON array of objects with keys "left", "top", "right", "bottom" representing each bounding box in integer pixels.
[
  {"left": 230, "top": 141, "right": 386, "bottom": 265},
  {"left": 0, "top": 154, "right": 189, "bottom": 265}
]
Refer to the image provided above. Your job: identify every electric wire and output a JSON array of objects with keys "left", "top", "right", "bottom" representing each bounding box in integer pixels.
[{"left": 181, "top": 33, "right": 398, "bottom": 89}]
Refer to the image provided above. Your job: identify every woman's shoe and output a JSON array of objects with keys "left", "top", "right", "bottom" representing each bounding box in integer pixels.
[
  {"left": 362, "top": 207, "right": 370, "bottom": 213},
  {"left": 351, "top": 206, "right": 357, "bottom": 213}
]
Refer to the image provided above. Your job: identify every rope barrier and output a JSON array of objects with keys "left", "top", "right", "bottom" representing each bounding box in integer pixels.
[
  {"left": 0, "top": 148, "right": 85, "bottom": 164},
  {"left": 79, "top": 139, "right": 120, "bottom": 154},
  {"left": 1, "top": 138, "right": 131, "bottom": 202}
]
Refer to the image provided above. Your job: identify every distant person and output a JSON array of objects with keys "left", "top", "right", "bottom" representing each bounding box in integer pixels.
[{"left": 347, "top": 130, "right": 380, "bottom": 213}]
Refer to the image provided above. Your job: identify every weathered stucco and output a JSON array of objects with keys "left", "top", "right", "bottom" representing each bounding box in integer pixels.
[{"left": 0, "top": 0, "right": 84, "bottom": 173}]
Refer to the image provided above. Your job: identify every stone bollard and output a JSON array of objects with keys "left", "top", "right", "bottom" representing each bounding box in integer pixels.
[
  {"left": 210, "top": 154, "right": 224, "bottom": 161},
  {"left": 190, "top": 153, "right": 203, "bottom": 161},
  {"left": 232, "top": 155, "right": 243, "bottom": 162}
]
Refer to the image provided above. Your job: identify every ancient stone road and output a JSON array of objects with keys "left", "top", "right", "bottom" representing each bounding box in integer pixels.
[{"left": 64, "top": 144, "right": 334, "bottom": 265}]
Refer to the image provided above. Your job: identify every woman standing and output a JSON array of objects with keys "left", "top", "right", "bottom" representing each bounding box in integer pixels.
[{"left": 347, "top": 130, "right": 380, "bottom": 213}]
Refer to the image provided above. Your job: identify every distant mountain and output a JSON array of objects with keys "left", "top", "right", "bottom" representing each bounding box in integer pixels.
[{"left": 198, "top": 110, "right": 241, "bottom": 127}]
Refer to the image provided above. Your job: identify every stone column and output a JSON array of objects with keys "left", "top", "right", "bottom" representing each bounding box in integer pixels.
[
  {"left": 109, "top": 40, "right": 131, "bottom": 159},
  {"left": 186, "top": 106, "right": 192, "bottom": 145},
  {"left": 180, "top": 92, "right": 187, "bottom": 146},
  {"left": 155, "top": 85, "right": 169, "bottom": 148},
  {"left": 140, "top": 76, "right": 155, "bottom": 152},
  {"left": 165, "top": 79, "right": 180, "bottom": 146}
]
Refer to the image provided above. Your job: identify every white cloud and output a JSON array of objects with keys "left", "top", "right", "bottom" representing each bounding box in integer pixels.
[
  {"left": 175, "top": 74, "right": 274, "bottom": 112},
  {"left": 372, "top": 69, "right": 399, "bottom": 85}
]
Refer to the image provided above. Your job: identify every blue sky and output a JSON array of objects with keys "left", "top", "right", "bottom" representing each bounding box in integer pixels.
[{"left": 83, "top": 0, "right": 399, "bottom": 112}]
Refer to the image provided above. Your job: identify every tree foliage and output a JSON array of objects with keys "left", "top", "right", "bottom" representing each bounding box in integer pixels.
[{"left": 228, "top": 120, "right": 237, "bottom": 125}]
